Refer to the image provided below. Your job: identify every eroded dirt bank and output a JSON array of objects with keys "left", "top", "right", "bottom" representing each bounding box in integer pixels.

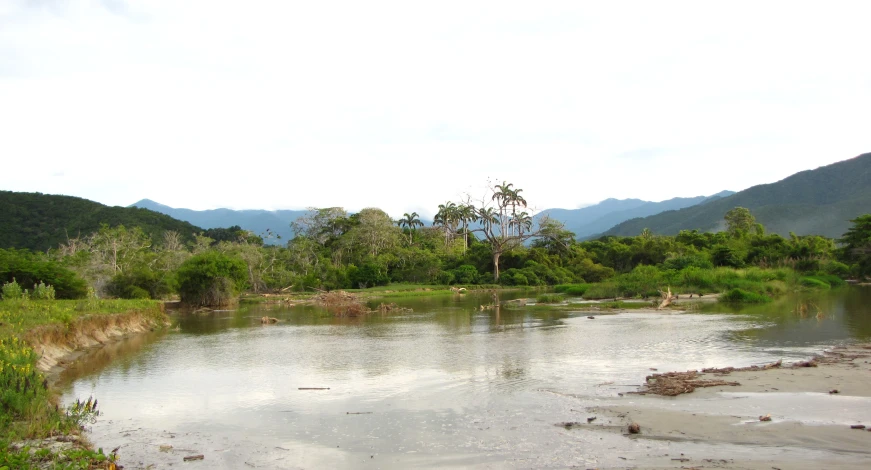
[{"left": 28, "top": 308, "right": 171, "bottom": 384}]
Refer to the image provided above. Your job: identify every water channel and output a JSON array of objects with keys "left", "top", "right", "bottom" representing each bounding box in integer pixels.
[{"left": 59, "top": 287, "right": 871, "bottom": 468}]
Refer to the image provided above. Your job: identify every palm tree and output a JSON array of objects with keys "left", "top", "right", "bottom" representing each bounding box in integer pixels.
[
  {"left": 457, "top": 204, "right": 477, "bottom": 254},
  {"left": 397, "top": 212, "right": 423, "bottom": 245},
  {"left": 435, "top": 202, "right": 459, "bottom": 248},
  {"left": 515, "top": 211, "right": 533, "bottom": 237}
]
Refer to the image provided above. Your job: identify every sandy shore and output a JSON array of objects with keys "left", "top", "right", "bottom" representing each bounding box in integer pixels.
[{"left": 580, "top": 344, "right": 871, "bottom": 469}]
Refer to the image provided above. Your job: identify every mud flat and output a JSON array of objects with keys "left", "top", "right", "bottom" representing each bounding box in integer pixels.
[{"left": 583, "top": 344, "right": 871, "bottom": 469}]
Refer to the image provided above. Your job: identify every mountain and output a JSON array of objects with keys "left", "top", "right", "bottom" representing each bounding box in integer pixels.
[
  {"left": 131, "top": 199, "right": 308, "bottom": 244},
  {"left": 539, "top": 191, "right": 734, "bottom": 239},
  {"left": 0, "top": 191, "right": 203, "bottom": 252},
  {"left": 601, "top": 153, "right": 871, "bottom": 238}
]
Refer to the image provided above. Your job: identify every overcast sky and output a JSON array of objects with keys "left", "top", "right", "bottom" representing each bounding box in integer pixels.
[{"left": 1, "top": 0, "right": 869, "bottom": 218}]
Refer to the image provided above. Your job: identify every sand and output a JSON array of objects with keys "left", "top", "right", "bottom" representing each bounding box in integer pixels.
[{"left": 580, "top": 344, "right": 871, "bottom": 469}]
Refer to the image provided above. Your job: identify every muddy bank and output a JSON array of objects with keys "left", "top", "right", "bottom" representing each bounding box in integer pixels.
[
  {"left": 583, "top": 344, "right": 871, "bottom": 469},
  {"left": 28, "top": 308, "right": 170, "bottom": 384}
]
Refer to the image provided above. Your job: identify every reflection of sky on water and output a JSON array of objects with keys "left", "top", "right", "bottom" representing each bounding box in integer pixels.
[{"left": 60, "top": 288, "right": 871, "bottom": 468}]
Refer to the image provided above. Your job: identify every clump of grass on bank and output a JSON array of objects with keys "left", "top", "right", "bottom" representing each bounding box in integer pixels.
[
  {"left": 553, "top": 283, "right": 591, "bottom": 296},
  {"left": 0, "top": 297, "right": 165, "bottom": 467},
  {"left": 535, "top": 293, "right": 564, "bottom": 304}
]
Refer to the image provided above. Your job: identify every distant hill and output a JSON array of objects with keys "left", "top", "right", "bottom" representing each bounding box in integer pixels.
[
  {"left": 130, "top": 199, "right": 308, "bottom": 244},
  {"left": 601, "top": 153, "right": 871, "bottom": 238},
  {"left": 539, "top": 191, "right": 734, "bottom": 239},
  {"left": 0, "top": 191, "right": 203, "bottom": 252}
]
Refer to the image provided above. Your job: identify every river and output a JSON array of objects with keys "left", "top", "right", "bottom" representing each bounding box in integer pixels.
[{"left": 59, "top": 287, "right": 871, "bottom": 469}]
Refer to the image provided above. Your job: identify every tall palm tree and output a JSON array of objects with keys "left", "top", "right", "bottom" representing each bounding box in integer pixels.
[
  {"left": 397, "top": 212, "right": 423, "bottom": 245},
  {"left": 435, "top": 202, "right": 459, "bottom": 248},
  {"left": 457, "top": 204, "right": 477, "bottom": 254}
]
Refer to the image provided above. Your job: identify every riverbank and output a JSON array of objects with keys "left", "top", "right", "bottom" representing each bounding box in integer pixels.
[
  {"left": 584, "top": 343, "right": 871, "bottom": 469},
  {"left": 0, "top": 299, "right": 169, "bottom": 468}
]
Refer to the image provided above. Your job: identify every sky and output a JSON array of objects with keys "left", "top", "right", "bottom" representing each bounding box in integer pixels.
[{"left": 1, "top": 0, "right": 870, "bottom": 219}]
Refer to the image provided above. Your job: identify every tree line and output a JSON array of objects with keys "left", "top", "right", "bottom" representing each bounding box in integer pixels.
[{"left": 2, "top": 182, "right": 871, "bottom": 306}]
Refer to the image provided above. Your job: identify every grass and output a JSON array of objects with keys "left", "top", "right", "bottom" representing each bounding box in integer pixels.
[
  {"left": 0, "top": 298, "right": 165, "bottom": 467},
  {"left": 535, "top": 294, "right": 564, "bottom": 304},
  {"left": 720, "top": 288, "right": 772, "bottom": 303}
]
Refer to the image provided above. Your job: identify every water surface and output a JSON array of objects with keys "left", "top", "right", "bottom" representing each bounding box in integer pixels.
[{"left": 60, "top": 287, "right": 871, "bottom": 468}]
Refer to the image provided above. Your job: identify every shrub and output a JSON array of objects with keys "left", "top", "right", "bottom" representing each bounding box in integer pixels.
[
  {"left": 1, "top": 279, "right": 24, "bottom": 300},
  {"left": 720, "top": 288, "right": 771, "bottom": 303},
  {"left": 30, "top": 282, "right": 56, "bottom": 300},
  {"left": 584, "top": 282, "right": 620, "bottom": 299},
  {"left": 176, "top": 251, "right": 248, "bottom": 307},
  {"left": 451, "top": 265, "right": 480, "bottom": 284},
  {"left": 0, "top": 248, "right": 88, "bottom": 299},
  {"left": 711, "top": 245, "right": 744, "bottom": 268},
  {"left": 106, "top": 269, "right": 172, "bottom": 300}
]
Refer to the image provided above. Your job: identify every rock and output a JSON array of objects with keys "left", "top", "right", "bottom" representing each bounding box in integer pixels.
[
  {"left": 628, "top": 422, "right": 640, "bottom": 434},
  {"left": 260, "top": 316, "right": 279, "bottom": 324},
  {"left": 587, "top": 417, "right": 596, "bottom": 423},
  {"left": 759, "top": 414, "right": 772, "bottom": 422},
  {"left": 587, "top": 316, "right": 595, "bottom": 319},
  {"left": 829, "top": 389, "right": 840, "bottom": 394},
  {"left": 850, "top": 424, "right": 866, "bottom": 429}
]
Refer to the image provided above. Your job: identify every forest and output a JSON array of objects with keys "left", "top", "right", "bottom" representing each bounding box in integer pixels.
[{"left": 2, "top": 182, "right": 870, "bottom": 307}]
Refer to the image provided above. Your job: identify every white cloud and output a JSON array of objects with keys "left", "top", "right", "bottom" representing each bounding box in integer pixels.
[{"left": 1, "top": 0, "right": 869, "bottom": 217}]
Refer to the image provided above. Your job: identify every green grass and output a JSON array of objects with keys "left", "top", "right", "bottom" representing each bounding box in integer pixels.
[
  {"left": 0, "top": 299, "right": 162, "bottom": 337},
  {"left": 0, "top": 298, "right": 165, "bottom": 466},
  {"left": 535, "top": 294, "right": 564, "bottom": 304}
]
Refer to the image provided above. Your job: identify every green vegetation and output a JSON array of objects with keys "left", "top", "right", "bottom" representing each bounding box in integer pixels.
[
  {"left": 1, "top": 184, "right": 868, "bottom": 309},
  {"left": 721, "top": 288, "right": 772, "bottom": 303},
  {"left": 177, "top": 252, "right": 249, "bottom": 307},
  {"left": 0, "top": 190, "right": 203, "bottom": 252},
  {"left": 0, "top": 296, "right": 163, "bottom": 467},
  {"left": 535, "top": 293, "right": 564, "bottom": 303},
  {"left": 604, "top": 152, "right": 871, "bottom": 238}
]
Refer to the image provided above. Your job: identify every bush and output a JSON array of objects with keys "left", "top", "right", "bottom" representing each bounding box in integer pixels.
[
  {"left": 106, "top": 269, "right": 173, "bottom": 300},
  {"left": 1, "top": 279, "right": 24, "bottom": 300},
  {"left": 176, "top": 251, "right": 249, "bottom": 307},
  {"left": 0, "top": 248, "right": 88, "bottom": 299},
  {"left": 584, "top": 282, "right": 620, "bottom": 299},
  {"left": 720, "top": 288, "right": 771, "bottom": 303},
  {"left": 451, "top": 265, "right": 480, "bottom": 284},
  {"left": 30, "top": 282, "right": 56, "bottom": 300},
  {"left": 711, "top": 245, "right": 744, "bottom": 268}
]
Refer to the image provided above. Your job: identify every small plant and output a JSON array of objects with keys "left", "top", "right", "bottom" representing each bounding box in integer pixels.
[
  {"left": 30, "top": 282, "right": 56, "bottom": 300},
  {"left": 1, "top": 278, "right": 24, "bottom": 300},
  {"left": 66, "top": 396, "right": 100, "bottom": 428}
]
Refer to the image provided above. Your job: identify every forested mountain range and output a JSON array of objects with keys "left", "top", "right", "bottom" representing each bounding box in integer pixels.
[
  {"left": 0, "top": 191, "right": 203, "bottom": 252},
  {"left": 539, "top": 191, "right": 734, "bottom": 239},
  {"left": 131, "top": 199, "right": 307, "bottom": 243},
  {"left": 602, "top": 152, "right": 871, "bottom": 238},
  {"left": 132, "top": 191, "right": 734, "bottom": 244}
]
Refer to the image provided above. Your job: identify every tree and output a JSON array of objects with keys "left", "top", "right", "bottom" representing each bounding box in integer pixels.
[
  {"left": 839, "top": 214, "right": 871, "bottom": 278},
  {"left": 464, "top": 181, "right": 549, "bottom": 281},
  {"left": 397, "top": 212, "right": 424, "bottom": 245},
  {"left": 724, "top": 207, "right": 756, "bottom": 237},
  {"left": 176, "top": 251, "right": 248, "bottom": 307}
]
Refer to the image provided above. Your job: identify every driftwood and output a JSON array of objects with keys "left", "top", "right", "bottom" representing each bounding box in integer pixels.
[
  {"left": 657, "top": 287, "right": 674, "bottom": 310},
  {"left": 632, "top": 370, "right": 740, "bottom": 396},
  {"left": 298, "top": 387, "right": 330, "bottom": 390},
  {"left": 183, "top": 455, "right": 204, "bottom": 461}
]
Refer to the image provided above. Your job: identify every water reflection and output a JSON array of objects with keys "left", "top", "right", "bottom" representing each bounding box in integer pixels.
[{"left": 59, "top": 287, "right": 871, "bottom": 469}]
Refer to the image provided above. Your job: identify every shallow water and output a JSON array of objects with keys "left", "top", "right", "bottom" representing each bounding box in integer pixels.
[{"left": 59, "top": 287, "right": 871, "bottom": 468}]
